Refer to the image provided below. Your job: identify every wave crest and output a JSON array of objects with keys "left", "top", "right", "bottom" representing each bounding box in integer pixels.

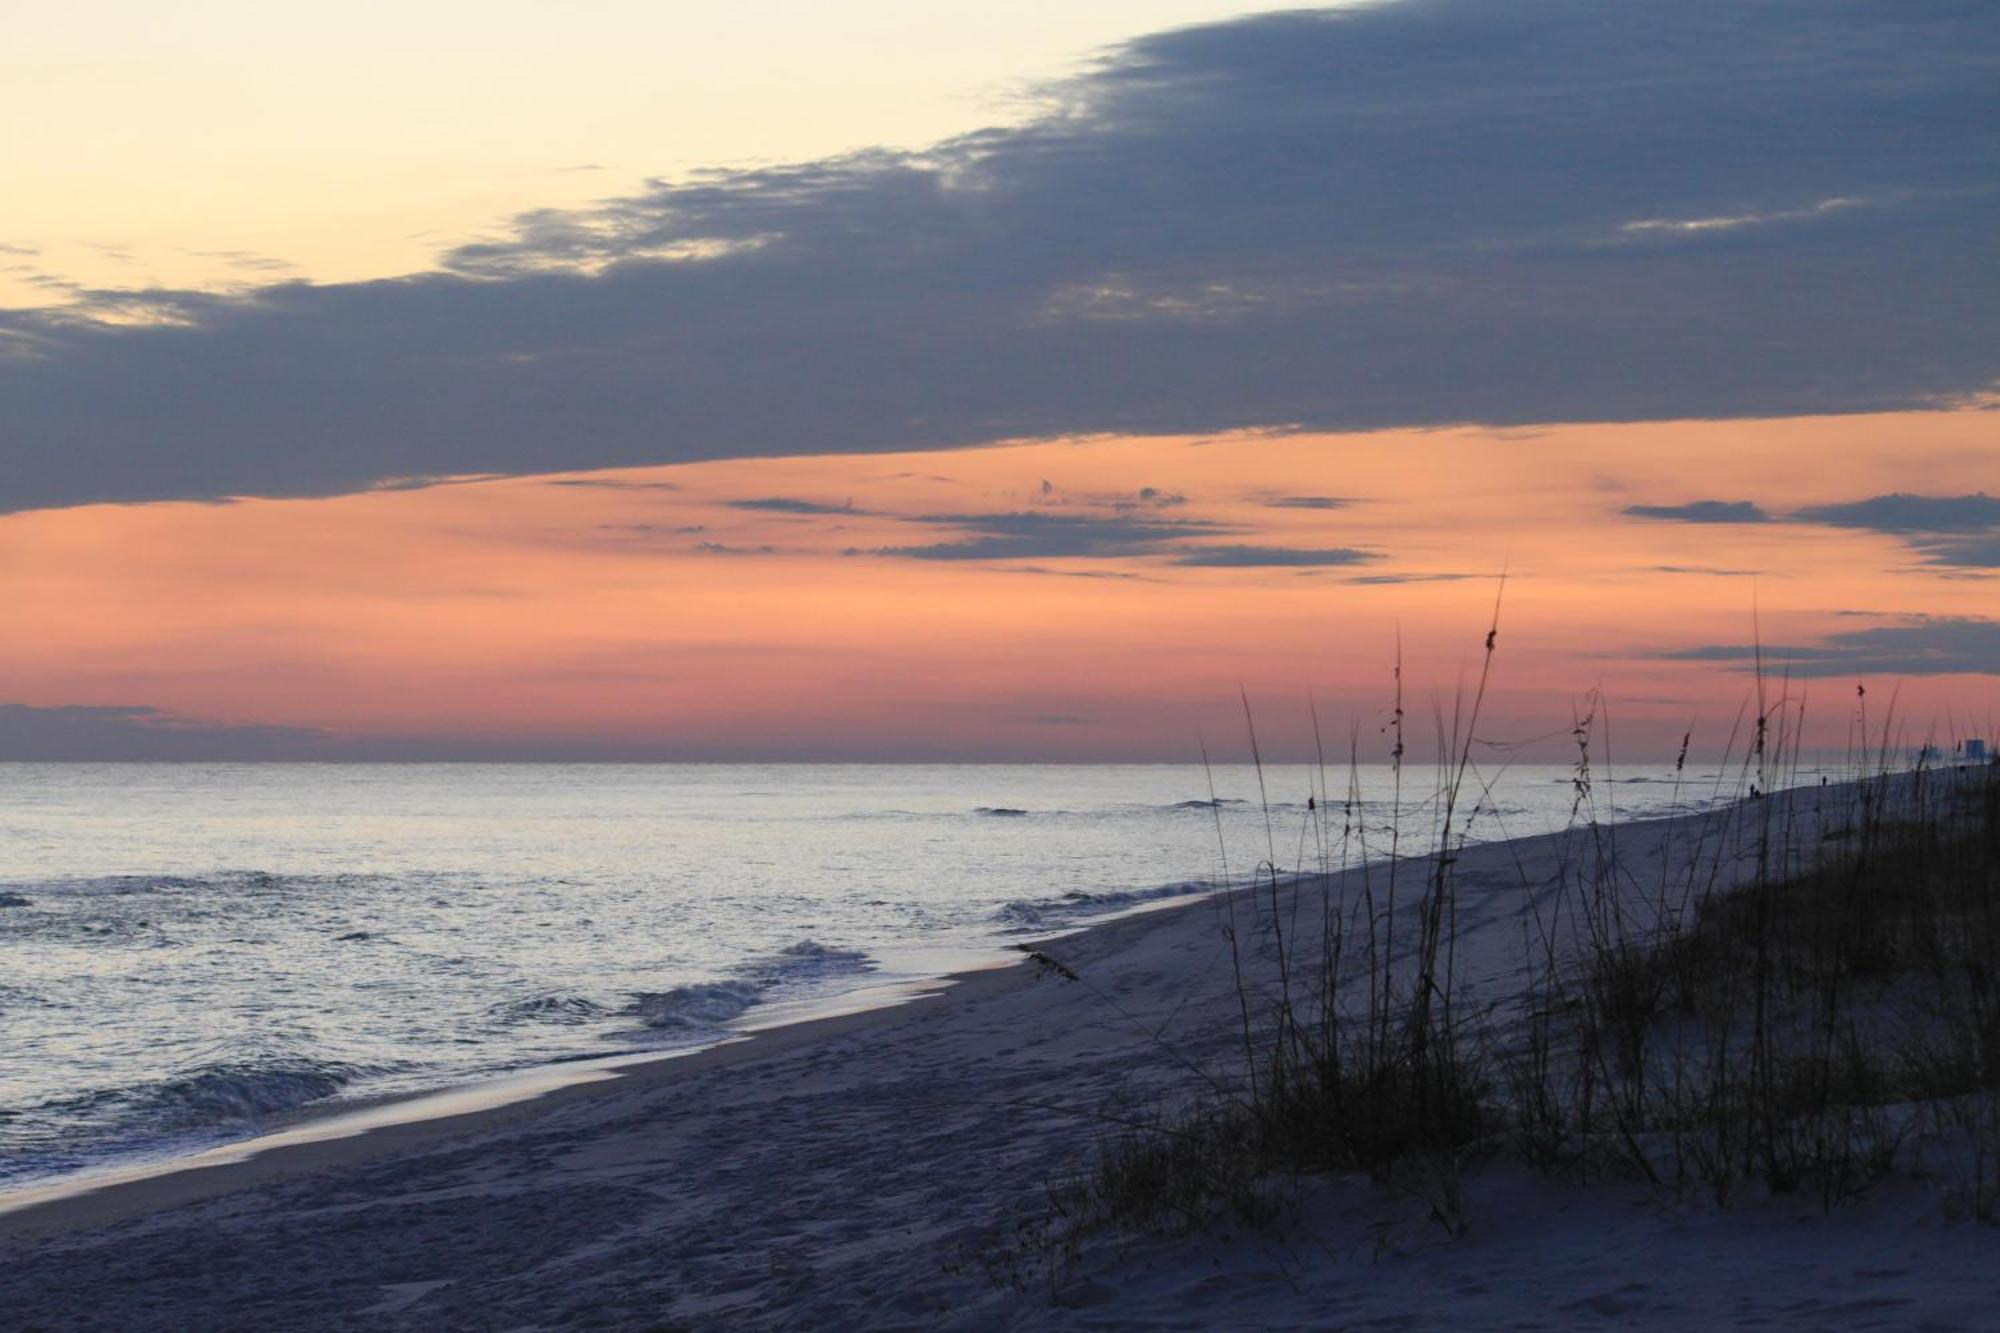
[
  {"left": 622, "top": 939, "right": 876, "bottom": 1038},
  {"left": 629, "top": 980, "right": 762, "bottom": 1030},
  {"left": 27, "top": 1055, "right": 383, "bottom": 1135},
  {"left": 992, "top": 880, "right": 1212, "bottom": 932},
  {"left": 143, "top": 1059, "right": 367, "bottom": 1122}
]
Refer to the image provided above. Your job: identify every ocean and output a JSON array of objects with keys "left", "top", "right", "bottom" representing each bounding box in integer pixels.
[{"left": 0, "top": 760, "right": 1755, "bottom": 1190}]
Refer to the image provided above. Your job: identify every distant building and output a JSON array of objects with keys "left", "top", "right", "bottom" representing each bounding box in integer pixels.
[{"left": 1969, "top": 738, "right": 1990, "bottom": 763}]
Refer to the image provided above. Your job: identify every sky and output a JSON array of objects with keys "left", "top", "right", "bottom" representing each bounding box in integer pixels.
[
  {"left": 2, "top": 0, "right": 1996, "bottom": 762},
  {"left": 3, "top": 0, "right": 1328, "bottom": 305}
]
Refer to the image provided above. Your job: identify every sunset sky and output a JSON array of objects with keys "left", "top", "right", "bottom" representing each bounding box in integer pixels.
[{"left": 3, "top": 0, "right": 1996, "bottom": 761}]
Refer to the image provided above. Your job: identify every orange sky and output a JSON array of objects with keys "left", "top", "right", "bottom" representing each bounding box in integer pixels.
[{"left": 3, "top": 408, "right": 1993, "bottom": 760}]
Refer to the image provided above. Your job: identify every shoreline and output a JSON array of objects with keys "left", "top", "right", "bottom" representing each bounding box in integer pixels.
[
  {"left": 0, "top": 948, "right": 1043, "bottom": 1237},
  {"left": 0, "top": 880, "right": 1212, "bottom": 1235}
]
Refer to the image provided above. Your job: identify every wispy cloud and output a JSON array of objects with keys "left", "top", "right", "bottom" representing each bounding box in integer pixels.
[
  {"left": 594, "top": 522, "right": 706, "bottom": 535},
  {"left": 1005, "top": 565, "right": 1153, "bottom": 581},
  {"left": 1616, "top": 196, "right": 1866, "bottom": 238},
  {"left": 544, "top": 477, "right": 682, "bottom": 492},
  {"left": 725, "top": 496, "right": 861, "bottom": 515},
  {"left": 1263, "top": 495, "right": 1351, "bottom": 511},
  {"left": 1171, "top": 544, "right": 1376, "bottom": 568},
  {"left": 693, "top": 540, "right": 779, "bottom": 556},
  {"left": 1651, "top": 564, "right": 1760, "bottom": 577},
  {"left": 1343, "top": 571, "right": 1477, "bottom": 585},
  {"left": 872, "top": 511, "right": 1228, "bottom": 561}
]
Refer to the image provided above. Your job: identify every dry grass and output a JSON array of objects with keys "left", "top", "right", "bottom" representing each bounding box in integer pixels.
[{"left": 1052, "top": 623, "right": 1999, "bottom": 1250}]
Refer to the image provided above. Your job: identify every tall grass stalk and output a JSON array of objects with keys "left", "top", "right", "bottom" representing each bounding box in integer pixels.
[{"left": 1057, "top": 618, "right": 1998, "bottom": 1246}]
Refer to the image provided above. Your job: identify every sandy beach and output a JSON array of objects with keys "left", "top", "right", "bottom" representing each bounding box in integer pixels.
[{"left": 6, "top": 779, "right": 1998, "bottom": 1330}]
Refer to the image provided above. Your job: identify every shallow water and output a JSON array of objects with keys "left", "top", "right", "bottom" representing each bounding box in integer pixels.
[{"left": 0, "top": 761, "right": 1748, "bottom": 1185}]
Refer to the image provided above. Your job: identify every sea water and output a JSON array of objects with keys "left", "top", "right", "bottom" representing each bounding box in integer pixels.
[{"left": 0, "top": 761, "right": 1747, "bottom": 1188}]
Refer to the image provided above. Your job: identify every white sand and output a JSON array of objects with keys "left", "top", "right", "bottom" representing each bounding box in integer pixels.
[{"left": 5, "top": 777, "right": 1995, "bottom": 1330}]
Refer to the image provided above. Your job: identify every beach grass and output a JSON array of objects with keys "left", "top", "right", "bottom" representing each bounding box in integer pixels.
[{"left": 1051, "top": 629, "right": 2000, "bottom": 1248}]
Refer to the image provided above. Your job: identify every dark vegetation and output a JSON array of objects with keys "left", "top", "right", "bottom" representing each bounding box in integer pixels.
[{"left": 1044, "top": 618, "right": 2000, "bottom": 1252}]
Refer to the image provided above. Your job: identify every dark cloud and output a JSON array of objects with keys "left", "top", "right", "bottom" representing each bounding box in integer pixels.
[
  {"left": 0, "top": 704, "right": 327, "bottom": 760},
  {"left": 1626, "top": 492, "right": 2000, "bottom": 568},
  {"left": 1264, "top": 495, "right": 1351, "bottom": 511},
  {"left": 4, "top": 1, "right": 1997, "bottom": 512},
  {"left": 1623, "top": 500, "right": 1771, "bottom": 524},
  {"left": 872, "top": 511, "right": 1228, "bottom": 561},
  {"left": 1171, "top": 544, "right": 1376, "bottom": 567},
  {"left": 1662, "top": 616, "right": 2000, "bottom": 677},
  {"left": 1019, "top": 714, "right": 1098, "bottom": 726},
  {"left": 725, "top": 497, "right": 860, "bottom": 514},
  {"left": 1913, "top": 535, "right": 2000, "bottom": 569},
  {"left": 1786, "top": 492, "right": 2000, "bottom": 567},
  {"left": 1792, "top": 492, "right": 2000, "bottom": 534}
]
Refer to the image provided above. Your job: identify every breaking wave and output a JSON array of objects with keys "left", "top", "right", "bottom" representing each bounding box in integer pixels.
[
  {"left": 992, "top": 880, "right": 1214, "bottom": 932},
  {"left": 629, "top": 980, "right": 763, "bottom": 1031},
  {"left": 623, "top": 939, "right": 876, "bottom": 1037},
  {"left": 769, "top": 938, "right": 872, "bottom": 979},
  {"left": 136, "top": 1058, "right": 374, "bottom": 1124},
  {"left": 22, "top": 1054, "right": 385, "bottom": 1144}
]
